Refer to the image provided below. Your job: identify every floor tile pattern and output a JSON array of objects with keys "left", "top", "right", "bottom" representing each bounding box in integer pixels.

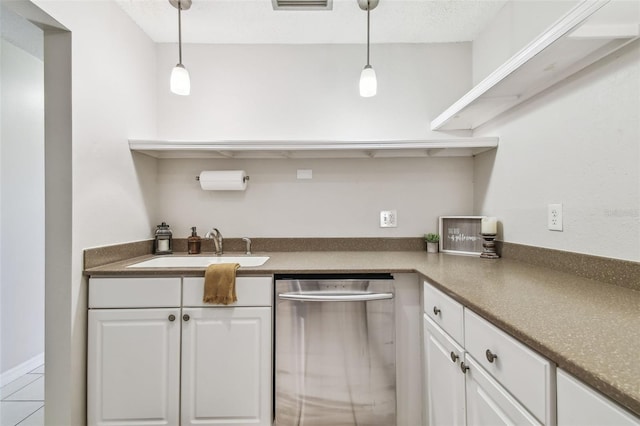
[{"left": 0, "top": 366, "right": 44, "bottom": 426}]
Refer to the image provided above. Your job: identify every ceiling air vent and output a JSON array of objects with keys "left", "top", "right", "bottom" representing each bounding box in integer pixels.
[{"left": 272, "top": 0, "right": 332, "bottom": 11}]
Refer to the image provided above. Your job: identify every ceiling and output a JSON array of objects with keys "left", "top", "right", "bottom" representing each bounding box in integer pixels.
[{"left": 115, "top": 0, "right": 509, "bottom": 44}]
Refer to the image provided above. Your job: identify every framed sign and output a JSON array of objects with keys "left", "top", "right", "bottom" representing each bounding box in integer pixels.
[{"left": 439, "top": 216, "right": 483, "bottom": 255}]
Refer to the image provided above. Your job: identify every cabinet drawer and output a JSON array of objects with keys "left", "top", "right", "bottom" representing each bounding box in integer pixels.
[
  {"left": 89, "top": 277, "right": 181, "bottom": 308},
  {"left": 423, "top": 280, "right": 464, "bottom": 345},
  {"left": 464, "top": 309, "right": 555, "bottom": 424},
  {"left": 183, "top": 276, "right": 273, "bottom": 307}
]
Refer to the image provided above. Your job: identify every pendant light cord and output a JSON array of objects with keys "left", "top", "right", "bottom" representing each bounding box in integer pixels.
[
  {"left": 178, "top": 1, "right": 183, "bottom": 65},
  {"left": 366, "top": 0, "right": 370, "bottom": 66}
]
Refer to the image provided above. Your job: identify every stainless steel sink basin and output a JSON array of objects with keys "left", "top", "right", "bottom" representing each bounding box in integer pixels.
[{"left": 126, "top": 255, "right": 270, "bottom": 268}]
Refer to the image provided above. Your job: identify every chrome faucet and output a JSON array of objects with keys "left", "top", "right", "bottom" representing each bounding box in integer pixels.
[
  {"left": 242, "top": 237, "right": 252, "bottom": 255},
  {"left": 205, "top": 228, "right": 223, "bottom": 255}
]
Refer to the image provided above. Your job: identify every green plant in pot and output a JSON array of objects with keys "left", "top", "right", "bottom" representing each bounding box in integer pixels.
[{"left": 424, "top": 233, "right": 440, "bottom": 253}]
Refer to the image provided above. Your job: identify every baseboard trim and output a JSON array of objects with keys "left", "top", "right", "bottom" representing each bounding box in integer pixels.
[{"left": 0, "top": 352, "right": 44, "bottom": 386}]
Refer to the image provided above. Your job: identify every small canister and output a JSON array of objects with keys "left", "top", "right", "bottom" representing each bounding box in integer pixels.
[{"left": 154, "top": 222, "right": 173, "bottom": 255}]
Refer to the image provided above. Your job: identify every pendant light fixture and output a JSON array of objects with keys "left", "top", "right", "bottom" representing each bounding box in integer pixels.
[
  {"left": 169, "top": 0, "right": 192, "bottom": 96},
  {"left": 358, "top": 0, "right": 378, "bottom": 97}
]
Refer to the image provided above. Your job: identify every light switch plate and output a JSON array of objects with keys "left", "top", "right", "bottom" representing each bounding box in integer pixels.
[
  {"left": 297, "top": 169, "right": 313, "bottom": 179},
  {"left": 380, "top": 210, "right": 397, "bottom": 228}
]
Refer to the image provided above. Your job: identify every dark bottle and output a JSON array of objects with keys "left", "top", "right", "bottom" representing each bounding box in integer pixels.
[{"left": 188, "top": 227, "right": 202, "bottom": 255}]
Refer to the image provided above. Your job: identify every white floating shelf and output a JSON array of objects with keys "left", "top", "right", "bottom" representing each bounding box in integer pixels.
[
  {"left": 129, "top": 138, "right": 499, "bottom": 159},
  {"left": 431, "top": 0, "right": 640, "bottom": 131}
]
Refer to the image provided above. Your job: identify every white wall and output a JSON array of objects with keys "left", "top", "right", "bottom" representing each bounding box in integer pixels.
[
  {"left": 472, "top": 0, "right": 578, "bottom": 84},
  {"left": 155, "top": 43, "right": 472, "bottom": 140},
  {"left": 153, "top": 43, "right": 474, "bottom": 236},
  {"left": 0, "top": 35, "right": 45, "bottom": 379},
  {"left": 474, "top": 40, "right": 640, "bottom": 261},
  {"left": 158, "top": 157, "right": 473, "bottom": 238},
  {"left": 29, "top": 1, "right": 158, "bottom": 424}
]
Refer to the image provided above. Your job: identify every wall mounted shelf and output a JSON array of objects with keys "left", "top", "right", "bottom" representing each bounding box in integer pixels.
[
  {"left": 431, "top": 0, "right": 640, "bottom": 131},
  {"left": 129, "top": 138, "right": 499, "bottom": 159}
]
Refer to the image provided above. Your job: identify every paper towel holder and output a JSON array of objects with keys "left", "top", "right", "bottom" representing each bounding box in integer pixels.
[
  {"left": 196, "top": 170, "right": 250, "bottom": 191},
  {"left": 195, "top": 175, "right": 250, "bottom": 182}
]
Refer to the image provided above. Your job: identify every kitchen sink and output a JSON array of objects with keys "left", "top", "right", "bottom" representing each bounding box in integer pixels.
[{"left": 126, "top": 255, "right": 270, "bottom": 268}]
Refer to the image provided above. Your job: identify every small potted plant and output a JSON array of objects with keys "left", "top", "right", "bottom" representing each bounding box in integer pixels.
[{"left": 424, "top": 233, "right": 440, "bottom": 253}]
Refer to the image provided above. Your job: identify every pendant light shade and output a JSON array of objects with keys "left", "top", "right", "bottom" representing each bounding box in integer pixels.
[
  {"left": 169, "top": 0, "right": 192, "bottom": 96},
  {"left": 170, "top": 64, "right": 191, "bottom": 96},
  {"left": 359, "top": 65, "right": 377, "bottom": 97},
  {"left": 358, "top": 0, "right": 378, "bottom": 97}
]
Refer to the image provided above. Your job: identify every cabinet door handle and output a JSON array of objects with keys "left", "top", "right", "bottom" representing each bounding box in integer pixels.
[
  {"left": 450, "top": 352, "right": 459, "bottom": 363},
  {"left": 433, "top": 306, "right": 441, "bottom": 316},
  {"left": 486, "top": 349, "right": 498, "bottom": 363},
  {"left": 183, "top": 314, "right": 190, "bottom": 322},
  {"left": 460, "top": 362, "right": 469, "bottom": 374},
  {"left": 168, "top": 314, "right": 176, "bottom": 322}
]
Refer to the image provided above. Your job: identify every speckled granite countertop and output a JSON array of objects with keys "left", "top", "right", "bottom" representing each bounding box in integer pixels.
[{"left": 85, "top": 251, "right": 640, "bottom": 417}]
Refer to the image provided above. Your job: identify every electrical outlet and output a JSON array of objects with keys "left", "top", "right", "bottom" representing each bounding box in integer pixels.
[
  {"left": 380, "top": 210, "right": 397, "bottom": 228},
  {"left": 548, "top": 204, "right": 563, "bottom": 231}
]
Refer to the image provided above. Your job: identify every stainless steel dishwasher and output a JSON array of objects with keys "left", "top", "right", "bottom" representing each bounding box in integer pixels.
[{"left": 274, "top": 273, "right": 396, "bottom": 426}]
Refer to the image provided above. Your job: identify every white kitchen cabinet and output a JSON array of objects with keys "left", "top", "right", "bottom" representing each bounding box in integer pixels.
[
  {"left": 181, "top": 306, "right": 272, "bottom": 426},
  {"left": 422, "top": 279, "right": 554, "bottom": 426},
  {"left": 87, "top": 277, "right": 182, "bottom": 426},
  {"left": 88, "top": 276, "right": 273, "bottom": 426},
  {"left": 557, "top": 369, "right": 640, "bottom": 426},
  {"left": 464, "top": 309, "right": 555, "bottom": 424},
  {"left": 464, "top": 356, "right": 541, "bottom": 425},
  {"left": 423, "top": 315, "right": 466, "bottom": 426},
  {"left": 181, "top": 276, "right": 273, "bottom": 426},
  {"left": 88, "top": 309, "right": 181, "bottom": 426}
]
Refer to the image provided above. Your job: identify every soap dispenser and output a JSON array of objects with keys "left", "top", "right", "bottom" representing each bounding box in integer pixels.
[
  {"left": 154, "top": 222, "right": 173, "bottom": 255},
  {"left": 188, "top": 226, "right": 202, "bottom": 255}
]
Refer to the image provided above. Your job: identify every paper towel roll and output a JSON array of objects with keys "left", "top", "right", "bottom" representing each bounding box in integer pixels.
[{"left": 199, "top": 170, "right": 248, "bottom": 191}]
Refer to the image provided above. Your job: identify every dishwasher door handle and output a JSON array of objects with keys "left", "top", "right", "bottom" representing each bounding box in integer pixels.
[{"left": 278, "top": 292, "right": 393, "bottom": 302}]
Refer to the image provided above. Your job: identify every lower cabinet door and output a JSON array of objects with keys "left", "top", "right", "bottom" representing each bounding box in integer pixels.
[
  {"left": 181, "top": 307, "right": 273, "bottom": 426},
  {"left": 424, "top": 315, "right": 466, "bottom": 426},
  {"left": 557, "top": 369, "right": 640, "bottom": 426},
  {"left": 464, "top": 356, "right": 541, "bottom": 426},
  {"left": 87, "top": 308, "right": 181, "bottom": 426}
]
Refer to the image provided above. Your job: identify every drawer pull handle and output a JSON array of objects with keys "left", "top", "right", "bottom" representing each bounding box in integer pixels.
[
  {"left": 486, "top": 349, "right": 498, "bottom": 363},
  {"left": 168, "top": 314, "right": 176, "bottom": 322},
  {"left": 183, "top": 314, "right": 190, "bottom": 322},
  {"left": 460, "top": 362, "right": 469, "bottom": 374},
  {"left": 433, "top": 306, "right": 441, "bottom": 316},
  {"left": 450, "top": 352, "right": 459, "bottom": 363}
]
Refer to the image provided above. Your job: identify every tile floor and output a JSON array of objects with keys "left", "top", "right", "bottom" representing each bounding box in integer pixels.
[{"left": 0, "top": 365, "right": 44, "bottom": 426}]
